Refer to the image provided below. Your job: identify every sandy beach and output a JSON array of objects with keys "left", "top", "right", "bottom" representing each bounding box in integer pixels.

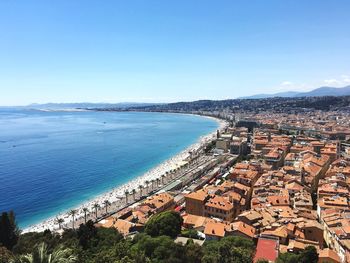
[{"left": 22, "top": 115, "right": 227, "bottom": 233}]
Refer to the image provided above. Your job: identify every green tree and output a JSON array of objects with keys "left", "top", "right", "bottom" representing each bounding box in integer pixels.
[
  {"left": 276, "top": 252, "right": 300, "bottom": 263},
  {"left": 202, "top": 236, "right": 255, "bottom": 263},
  {"left": 77, "top": 221, "right": 97, "bottom": 249},
  {"left": 75, "top": 226, "right": 125, "bottom": 262},
  {"left": 124, "top": 190, "right": 129, "bottom": 204},
  {"left": 185, "top": 241, "right": 203, "bottom": 263},
  {"left": 181, "top": 229, "right": 199, "bottom": 239},
  {"left": 60, "top": 229, "right": 78, "bottom": 249},
  {"left": 119, "top": 256, "right": 134, "bottom": 263},
  {"left": 95, "top": 227, "right": 123, "bottom": 248},
  {"left": 276, "top": 246, "right": 318, "bottom": 263},
  {"left": 0, "top": 211, "right": 19, "bottom": 250},
  {"left": 131, "top": 189, "right": 136, "bottom": 202},
  {"left": 82, "top": 208, "right": 89, "bottom": 224},
  {"left": 299, "top": 246, "right": 318, "bottom": 263},
  {"left": 92, "top": 203, "right": 100, "bottom": 219},
  {"left": 0, "top": 246, "right": 14, "bottom": 263},
  {"left": 138, "top": 185, "right": 143, "bottom": 197},
  {"left": 68, "top": 210, "right": 77, "bottom": 230},
  {"left": 144, "top": 211, "right": 183, "bottom": 238},
  {"left": 14, "top": 242, "right": 76, "bottom": 263},
  {"left": 131, "top": 234, "right": 185, "bottom": 263},
  {"left": 54, "top": 217, "right": 64, "bottom": 230},
  {"left": 114, "top": 240, "right": 132, "bottom": 261},
  {"left": 103, "top": 200, "right": 111, "bottom": 214},
  {"left": 13, "top": 230, "right": 62, "bottom": 256}
]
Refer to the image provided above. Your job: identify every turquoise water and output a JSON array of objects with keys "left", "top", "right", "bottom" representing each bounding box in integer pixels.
[{"left": 0, "top": 109, "right": 218, "bottom": 228}]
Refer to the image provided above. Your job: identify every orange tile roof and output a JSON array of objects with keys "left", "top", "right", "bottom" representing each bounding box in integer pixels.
[
  {"left": 267, "top": 195, "right": 290, "bottom": 206},
  {"left": 113, "top": 219, "right": 135, "bottom": 235},
  {"left": 228, "top": 221, "right": 256, "bottom": 238},
  {"left": 183, "top": 214, "right": 209, "bottom": 229},
  {"left": 205, "top": 195, "right": 234, "bottom": 211},
  {"left": 96, "top": 216, "right": 115, "bottom": 228},
  {"left": 96, "top": 217, "right": 136, "bottom": 236},
  {"left": 262, "top": 225, "right": 288, "bottom": 238},
  {"left": 238, "top": 210, "right": 263, "bottom": 222},
  {"left": 285, "top": 181, "right": 304, "bottom": 191},
  {"left": 143, "top": 192, "right": 174, "bottom": 210},
  {"left": 224, "top": 191, "right": 242, "bottom": 202},
  {"left": 185, "top": 189, "right": 208, "bottom": 202},
  {"left": 233, "top": 182, "right": 251, "bottom": 192},
  {"left": 265, "top": 150, "right": 281, "bottom": 158},
  {"left": 204, "top": 221, "right": 226, "bottom": 237},
  {"left": 318, "top": 248, "right": 341, "bottom": 263},
  {"left": 319, "top": 196, "right": 349, "bottom": 209}
]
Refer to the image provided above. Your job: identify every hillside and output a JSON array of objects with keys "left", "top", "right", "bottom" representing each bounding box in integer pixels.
[{"left": 240, "top": 85, "right": 350, "bottom": 99}]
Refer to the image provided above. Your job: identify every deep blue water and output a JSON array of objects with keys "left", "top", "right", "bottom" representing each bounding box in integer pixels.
[{"left": 0, "top": 109, "right": 218, "bottom": 228}]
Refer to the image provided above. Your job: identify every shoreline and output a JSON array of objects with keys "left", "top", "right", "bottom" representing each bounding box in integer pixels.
[{"left": 22, "top": 114, "right": 227, "bottom": 233}]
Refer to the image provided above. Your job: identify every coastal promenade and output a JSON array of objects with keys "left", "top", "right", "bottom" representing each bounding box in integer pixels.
[
  {"left": 68, "top": 154, "right": 215, "bottom": 230},
  {"left": 23, "top": 116, "right": 228, "bottom": 233}
]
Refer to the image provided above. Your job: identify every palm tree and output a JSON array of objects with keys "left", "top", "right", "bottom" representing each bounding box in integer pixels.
[
  {"left": 161, "top": 174, "right": 166, "bottom": 185},
  {"left": 176, "top": 167, "right": 180, "bottom": 176},
  {"left": 138, "top": 185, "right": 143, "bottom": 197},
  {"left": 145, "top": 180, "right": 150, "bottom": 193},
  {"left": 131, "top": 189, "right": 136, "bottom": 201},
  {"left": 82, "top": 207, "right": 89, "bottom": 224},
  {"left": 55, "top": 217, "right": 64, "bottom": 230},
  {"left": 92, "top": 203, "right": 100, "bottom": 219},
  {"left": 103, "top": 200, "right": 111, "bottom": 214},
  {"left": 124, "top": 190, "right": 129, "bottom": 204},
  {"left": 68, "top": 210, "right": 77, "bottom": 230},
  {"left": 15, "top": 242, "right": 77, "bottom": 263},
  {"left": 150, "top": 179, "right": 155, "bottom": 191},
  {"left": 168, "top": 171, "right": 173, "bottom": 181},
  {"left": 156, "top": 178, "right": 160, "bottom": 188}
]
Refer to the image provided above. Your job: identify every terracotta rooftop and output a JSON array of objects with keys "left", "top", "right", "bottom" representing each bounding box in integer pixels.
[
  {"left": 227, "top": 221, "right": 256, "bottom": 238},
  {"left": 143, "top": 192, "right": 174, "bottom": 210},
  {"left": 183, "top": 214, "right": 210, "bottom": 229},
  {"left": 253, "top": 237, "right": 279, "bottom": 263},
  {"left": 267, "top": 195, "right": 290, "bottom": 206},
  {"left": 318, "top": 248, "right": 341, "bottom": 263},
  {"left": 185, "top": 189, "right": 209, "bottom": 202},
  {"left": 205, "top": 195, "right": 234, "bottom": 211},
  {"left": 204, "top": 221, "right": 226, "bottom": 238}
]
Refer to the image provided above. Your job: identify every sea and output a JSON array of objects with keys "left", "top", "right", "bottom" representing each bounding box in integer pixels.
[{"left": 0, "top": 108, "right": 218, "bottom": 228}]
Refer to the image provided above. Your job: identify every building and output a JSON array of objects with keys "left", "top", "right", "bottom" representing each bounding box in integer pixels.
[
  {"left": 226, "top": 221, "right": 256, "bottom": 240},
  {"left": 204, "top": 195, "right": 235, "bottom": 221},
  {"left": 253, "top": 237, "right": 279, "bottom": 263},
  {"left": 185, "top": 189, "right": 210, "bottom": 216},
  {"left": 204, "top": 221, "right": 226, "bottom": 240},
  {"left": 141, "top": 192, "right": 175, "bottom": 214}
]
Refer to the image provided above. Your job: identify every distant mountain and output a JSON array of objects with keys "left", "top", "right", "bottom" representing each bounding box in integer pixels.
[
  {"left": 239, "top": 85, "right": 350, "bottom": 99},
  {"left": 294, "top": 86, "right": 350, "bottom": 97},
  {"left": 25, "top": 102, "right": 162, "bottom": 110},
  {"left": 240, "top": 91, "right": 300, "bottom": 99}
]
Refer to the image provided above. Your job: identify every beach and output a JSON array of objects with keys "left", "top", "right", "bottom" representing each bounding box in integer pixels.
[{"left": 22, "top": 115, "right": 227, "bottom": 233}]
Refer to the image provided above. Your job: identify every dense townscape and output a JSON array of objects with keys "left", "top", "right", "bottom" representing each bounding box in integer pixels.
[
  {"left": 2, "top": 0, "right": 350, "bottom": 262},
  {"left": 2, "top": 96, "right": 350, "bottom": 262},
  {"left": 119, "top": 95, "right": 350, "bottom": 112}
]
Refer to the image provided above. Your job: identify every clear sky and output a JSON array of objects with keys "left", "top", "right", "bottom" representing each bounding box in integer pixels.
[{"left": 0, "top": 0, "right": 350, "bottom": 105}]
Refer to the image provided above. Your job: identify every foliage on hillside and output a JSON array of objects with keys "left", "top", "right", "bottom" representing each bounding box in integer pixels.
[
  {"left": 144, "top": 211, "right": 183, "bottom": 238},
  {"left": 1, "top": 210, "right": 320, "bottom": 263},
  {"left": 122, "top": 96, "right": 350, "bottom": 112}
]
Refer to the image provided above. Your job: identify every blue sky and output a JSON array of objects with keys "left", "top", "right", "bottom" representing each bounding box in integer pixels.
[{"left": 0, "top": 0, "right": 350, "bottom": 105}]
